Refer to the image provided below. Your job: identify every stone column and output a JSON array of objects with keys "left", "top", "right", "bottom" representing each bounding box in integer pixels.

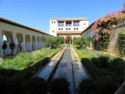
[
  {"left": 30, "top": 35, "right": 32, "bottom": 51},
  {"left": 12, "top": 32, "right": 17, "bottom": 54},
  {"left": 64, "top": 21, "right": 66, "bottom": 26},
  {"left": 72, "top": 21, "right": 73, "bottom": 26},
  {"left": 0, "top": 29, "right": 3, "bottom": 57},
  {"left": 44, "top": 36, "right": 47, "bottom": 47},
  {"left": 22, "top": 33, "right": 26, "bottom": 52},
  {"left": 35, "top": 36, "right": 37, "bottom": 49}
]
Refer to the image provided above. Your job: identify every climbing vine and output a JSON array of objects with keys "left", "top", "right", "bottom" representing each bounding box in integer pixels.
[
  {"left": 118, "top": 32, "right": 125, "bottom": 56},
  {"left": 92, "top": 9, "right": 125, "bottom": 51},
  {"left": 99, "top": 29, "right": 110, "bottom": 51}
]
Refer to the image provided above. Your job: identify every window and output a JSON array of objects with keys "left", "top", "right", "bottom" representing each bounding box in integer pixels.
[
  {"left": 66, "top": 28, "right": 70, "bottom": 30},
  {"left": 73, "top": 21, "right": 80, "bottom": 26},
  {"left": 66, "top": 21, "right": 71, "bottom": 26},
  {"left": 59, "top": 28, "right": 60, "bottom": 30},
  {"left": 51, "top": 21, "right": 53, "bottom": 24},
  {"left": 61, "top": 28, "right": 63, "bottom": 30},
  {"left": 74, "top": 28, "right": 78, "bottom": 30},
  {"left": 52, "top": 31, "right": 55, "bottom": 32},
  {"left": 58, "top": 21, "right": 64, "bottom": 26},
  {"left": 84, "top": 23, "right": 86, "bottom": 25}
]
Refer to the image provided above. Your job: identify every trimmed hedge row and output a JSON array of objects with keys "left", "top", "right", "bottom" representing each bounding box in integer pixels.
[
  {"left": 0, "top": 77, "right": 70, "bottom": 94},
  {"left": 75, "top": 48, "right": 125, "bottom": 94},
  {"left": 50, "top": 78, "right": 70, "bottom": 94}
]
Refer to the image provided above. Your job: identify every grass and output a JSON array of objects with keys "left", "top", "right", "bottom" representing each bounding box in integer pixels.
[{"left": 74, "top": 47, "right": 119, "bottom": 60}]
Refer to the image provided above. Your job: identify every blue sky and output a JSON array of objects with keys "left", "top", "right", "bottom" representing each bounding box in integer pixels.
[{"left": 0, "top": 0, "right": 124, "bottom": 33}]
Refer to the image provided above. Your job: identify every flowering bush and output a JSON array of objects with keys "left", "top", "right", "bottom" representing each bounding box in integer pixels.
[
  {"left": 92, "top": 9, "right": 125, "bottom": 32},
  {"left": 92, "top": 9, "right": 125, "bottom": 50}
]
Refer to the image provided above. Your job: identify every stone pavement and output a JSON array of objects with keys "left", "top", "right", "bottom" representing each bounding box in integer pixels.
[
  {"left": 70, "top": 45, "right": 90, "bottom": 89},
  {"left": 37, "top": 46, "right": 66, "bottom": 81}
]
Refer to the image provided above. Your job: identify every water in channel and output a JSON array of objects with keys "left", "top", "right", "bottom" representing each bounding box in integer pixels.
[{"left": 53, "top": 49, "right": 75, "bottom": 94}]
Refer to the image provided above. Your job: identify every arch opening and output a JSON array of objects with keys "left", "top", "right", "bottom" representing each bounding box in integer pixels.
[{"left": 66, "top": 36, "right": 72, "bottom": 44}]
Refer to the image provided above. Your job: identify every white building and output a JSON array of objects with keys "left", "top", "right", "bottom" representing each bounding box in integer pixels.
[
  {"left": 0, "top": 17, "right": 49, "bottom": 57},
  {"left": 49, "top": 17, "right": 89, "bottom": 36}
]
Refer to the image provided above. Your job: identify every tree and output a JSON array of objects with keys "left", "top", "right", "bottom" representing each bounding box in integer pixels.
[
  {"left": 46, "top": 36, "right": 64, "bottom": 48},
  {"left": 73, "top": 37, "right": 86, "bottom": 48}
]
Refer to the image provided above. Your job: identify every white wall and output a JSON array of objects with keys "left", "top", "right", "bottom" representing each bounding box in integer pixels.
[
  {"left": 49, "top": 18, "right": 89, "bottom": 36},
  {"left": 82, "top": 28, "right": 96, "bottom": 38},
  {"left": 0, "top": 22, "right": 48, "bottom": 57},
  {"left": 49, "top": 20, "right": 58, "bottom": 36}
]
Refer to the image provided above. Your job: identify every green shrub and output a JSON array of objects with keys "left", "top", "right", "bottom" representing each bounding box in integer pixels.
[
  {"left": 91, "top": 56, "right": 110, "bottom": 68},
  {"left": 81, "top": 58, "right": 99, "bottom": 79},
  {"left": 78, "top": 78, "right": 96, "bottom": 94},
  {"left": 73, "top": 37, "right": 90, "bottom": 48},
  {"left": 109, "top": 58, "right": 125, "bottom": 82},
  {"left": 46, "top": 36, "right": 64, "bottom": 48},
  {"left": 75, "top": 47, "right": 125, "bottom": 94},
  {"left": 23, "top": 77, "right": 48, "bottom": 94},
  {"left": 50, "top": 78, "right": 70, "bottom": 94},
  {"left": 0, "top": 76, "right": 8, "bottom": 94},
  {"left": 96, "top": 76, "right": 118, "bottom": 94},
  {"left": 6, "top": 77, "right": 23, "bottom": 94}
]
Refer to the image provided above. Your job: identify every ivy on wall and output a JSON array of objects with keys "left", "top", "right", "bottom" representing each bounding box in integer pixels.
[
  {"left": 118, "top": 32, "right": 125, "bottom": 56},
  {"left": 99, "top": 30, "right": 110, "bottom": 51}
]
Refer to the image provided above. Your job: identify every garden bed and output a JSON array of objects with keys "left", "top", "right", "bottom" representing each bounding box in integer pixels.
[
  {"left": 75, "top": 47, "right": 125, "bottom": 94},
  {"left": 0, "top": 48, "right": 60, "bottom": 79}
]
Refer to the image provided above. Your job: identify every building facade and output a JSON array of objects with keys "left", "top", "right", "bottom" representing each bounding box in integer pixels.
[
  {"left": 49, "top": 17, "right": 89, "bottom": 43},
  {"left": 0, "top": 17, "right": 49, "bottom": 57}
]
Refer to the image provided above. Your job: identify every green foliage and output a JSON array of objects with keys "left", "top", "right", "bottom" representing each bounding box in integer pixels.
[
  {"left": 78, "top": 78, "right": 96, "bottom": 94},
  {"left": 50, "top": 78, "right": 70, "bottom": 94},
  {"left": 23, "top": 77, "right": 48, "bottom": 94},
  {"left": 118, "top": 32, "right": 125, "bottom": 56},
  {"left": 73, "top": 37, "right": 90, "bottom": 48},
  {"left": 0, "top": 48, "right": 60, "bottom": 80},
  {"left": 1, "top": 48, "right": 56, "bottom": 71},
  {"left": 93, "top": 31, "right": 110, "bottom": 51},
  {"left": 91, "top": 56, "right": 110, "bottom": 68},
  {"left": 75, "top": 47, "right": 125, "bottom": 94},
  {"left": 99, "top": 31, "right": 110, "bottom": 51},
  {"left": 6, "top": 77, "right": 23, "bottom": 94},
  {"left": 0, "top": 48, "right": 61, "bottom": 94},
  {"left": 46, "top": 36, "right": 64, "bottom": 48}
]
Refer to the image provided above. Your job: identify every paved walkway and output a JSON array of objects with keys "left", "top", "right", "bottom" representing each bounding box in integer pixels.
[{"left": 37, "top": 46, "right": 66, "bottom": 80}]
